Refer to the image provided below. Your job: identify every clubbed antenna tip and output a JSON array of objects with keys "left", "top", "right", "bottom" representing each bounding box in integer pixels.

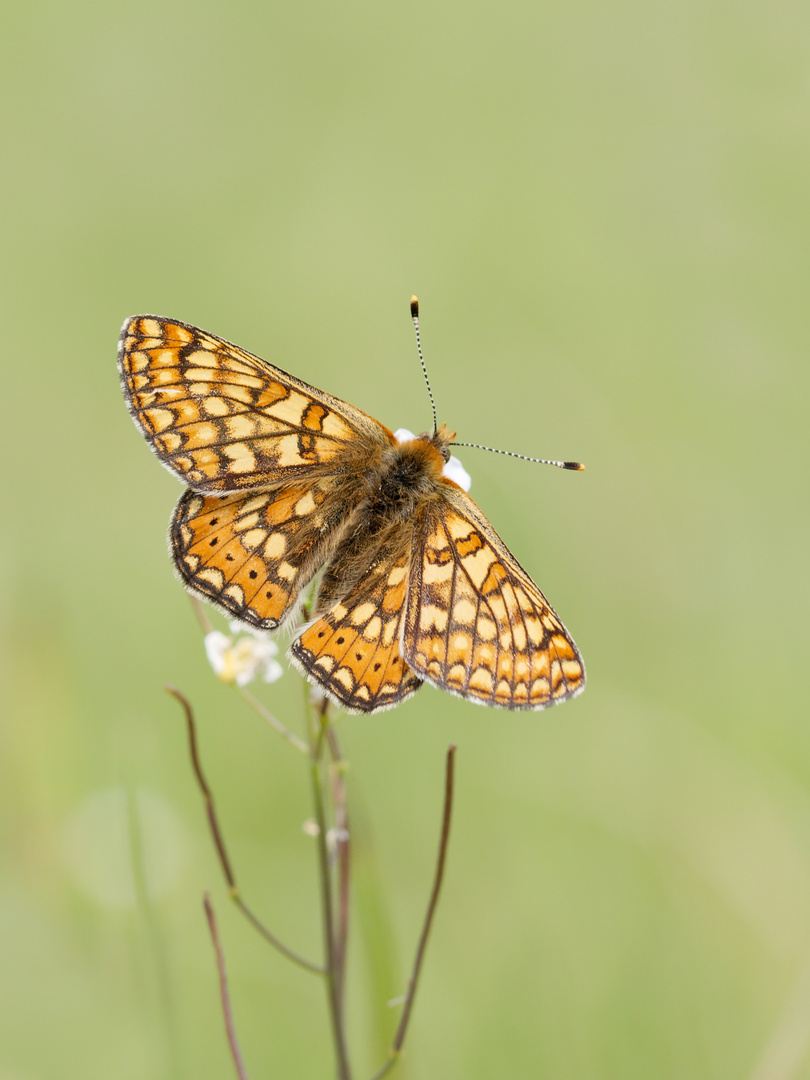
[
  {"left": 453, "top": 442, "right": 586, "bottom": 471},
  {"left": 410, "top": 295, "right": 437, "bottom": 435}
]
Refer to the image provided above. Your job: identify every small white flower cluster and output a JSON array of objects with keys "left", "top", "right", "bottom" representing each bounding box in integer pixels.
[
  {"left": 393, "top": 428, "right": 471, "bottom": 492},
  {"left": 204, "top": 622, "right": 283, "bottom": 687}
]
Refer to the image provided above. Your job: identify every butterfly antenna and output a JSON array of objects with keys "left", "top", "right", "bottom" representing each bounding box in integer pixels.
[
  {"left": 410, "top": 296, "right": 438, "bottom": 436},
  {"left": 453, "top": 442, "right": 585, "bottom": 471}
]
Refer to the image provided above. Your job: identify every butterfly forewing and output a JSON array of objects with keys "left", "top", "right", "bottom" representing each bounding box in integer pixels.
[
  {"left": 402, "top": 484, "right": 585, "bottom": 709},
  {"left": 118, "top": 316, "right": 393, "bottom": 492}
]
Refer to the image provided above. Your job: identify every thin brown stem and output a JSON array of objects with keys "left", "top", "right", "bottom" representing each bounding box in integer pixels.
[
  {"left": 366, "top": 744, "right": 458, "bottom": 1080},
  {"left": 229, "top": 895, "right": 322, "bottom": 972},
  {"left": 167, "top": 686, "right": 323, "bottom": 974},
  {"left": 237, "top": 686, "right": 309, "bottom": 754},
  {"left": 189, "top": 594, "right": 214, "bottom": 634},
  {"left": 393, "top": 743, "right": 457, "bottom": 1049},
  {"left": 203, "top": 892, "right": 250, "bottom": 1080},
  {"left": 309, "top": 695, "right": 352, "bottom": 1080},
  {"left": 326, "top": 724, "right": 351, "bottom": 1004}
]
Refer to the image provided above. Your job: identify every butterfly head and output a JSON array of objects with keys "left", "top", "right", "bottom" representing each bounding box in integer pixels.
[
  {"left": 393, "top": 424, "right": 471, "bottom": 492},
  {"left": 394, "top": 424, "right": 455, "bottom": 459},
  {"left": 392, "top": 426, "right": 452, "bottom": 480},
  {"left": 427, "top": 422, "right": 457, "bottom": 463}
]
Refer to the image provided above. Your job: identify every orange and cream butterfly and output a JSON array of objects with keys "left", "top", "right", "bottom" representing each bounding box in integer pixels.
[{"left": 118, "top": 302, "right": 585, "bottom": 713}]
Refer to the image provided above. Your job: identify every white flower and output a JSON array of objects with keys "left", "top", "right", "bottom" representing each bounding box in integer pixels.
[
  {"left": 442, "top": 453, "right": 471, "bottom": 492},
  {"left": 204, "top": 622, "right": 283, "bottom": 687},
  {"left": 393, "top": 428, "right": 471, "bottom": 492}
]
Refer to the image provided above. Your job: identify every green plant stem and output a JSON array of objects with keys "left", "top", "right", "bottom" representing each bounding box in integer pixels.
[
  {"left": 326, "top": 725, "right": 350, "bottom": 1004},
  {"left": 238, "top": 685, "right": 309, "bottom": 754},
  {"left": 126, "top": 785, "right": 181, "bottom": 1078},
  {"left": 309, "top": 698, "right": 352, "bottom": 1080}
]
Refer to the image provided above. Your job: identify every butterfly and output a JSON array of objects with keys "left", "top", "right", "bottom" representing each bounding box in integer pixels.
[{"left": 118, "top": 310, "right": 585, "bottom": 713}]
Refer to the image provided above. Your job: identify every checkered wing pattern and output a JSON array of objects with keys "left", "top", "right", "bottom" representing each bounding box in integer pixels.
[
  {"left": 402, "top": 483, "right": 585, "bottom": 709},
  {"left": 118, "top": 316, "right": 392, "bottom": 492}
]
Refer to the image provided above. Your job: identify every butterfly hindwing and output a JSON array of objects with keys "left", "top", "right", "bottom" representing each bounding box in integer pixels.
[
  {"left": 291, "top": 534, "right": 422, "bottom": 713},
  {"left": 171, "top": 476, "right": 366, "bottom": 628},
  {"left": 119, "top": 316, "right": 394, "bottom": 492},
  {"left": 402, "top": 482, "right": 585, "bottom": 709}
]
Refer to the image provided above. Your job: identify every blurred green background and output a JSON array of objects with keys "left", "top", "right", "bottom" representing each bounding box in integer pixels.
[{"left": 2, "top": 0, "right": 808, "bottom": 1077}]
